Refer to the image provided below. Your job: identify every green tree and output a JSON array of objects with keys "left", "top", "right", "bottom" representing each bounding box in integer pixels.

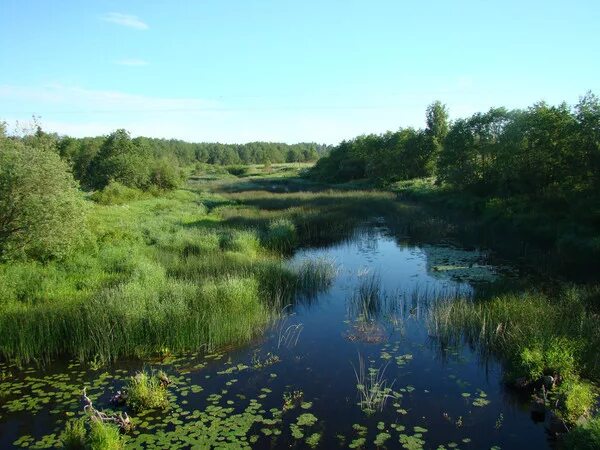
[
  {"left": 425, "top": 100, "right": 449, "bottom": 175},
  {"left": 0, "top": 138, "right": 87, "bottom": 261},
  {"left": 88, "top": 129, "right": 151, "bottom": 189}
]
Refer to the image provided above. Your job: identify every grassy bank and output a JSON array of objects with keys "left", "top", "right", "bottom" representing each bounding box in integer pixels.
[
  {"left": 393, "top": 178, "right": 600, "bottom": 277},
  {"left": 429, "top": 286, "right": 600, "bottom": 443},
  {"left": 0, "top": 174, "right": 338, "bottom": 365}
]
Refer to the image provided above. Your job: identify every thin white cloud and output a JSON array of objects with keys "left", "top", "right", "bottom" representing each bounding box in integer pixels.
[
  {"left": 0, "top": 84, "right": 217, "bottom": 113},
  {"left": 114, "top": 59, "right": 149, "bottom": 67},
  {"left": 101, "top": 12, "right": 148, "bottom": 30}
]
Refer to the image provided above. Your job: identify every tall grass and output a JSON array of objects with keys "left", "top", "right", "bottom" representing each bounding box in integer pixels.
[
  {"left": 0, "top": 182, "right": 340, "bottom": 364},
  {"left": 428, "top": 286, "right": 600, "bottom": 426}
]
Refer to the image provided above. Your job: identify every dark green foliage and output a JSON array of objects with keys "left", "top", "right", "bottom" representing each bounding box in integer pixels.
[
  {"left": 87, "top": 129, "right": 152, "bottom": 190},
  {"left": 58, "top": 132, "right": 328, "bottom": 189},
  {"left": 310, "top": 102, "right": 446, "bottom": 185},
  {"left": 563, "top": 417, "right": 600, "bottom": 450},
  {"left": 0, "top": 137, "right": 87, "bottom": 261}
]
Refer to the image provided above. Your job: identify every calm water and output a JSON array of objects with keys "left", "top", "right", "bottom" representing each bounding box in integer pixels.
[{"left": 0, "top": 223, "right": 552, "bottom": 449}]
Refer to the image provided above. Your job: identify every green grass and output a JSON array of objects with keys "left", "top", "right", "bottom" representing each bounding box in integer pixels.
[
  {"left": 0, "top": 174, "right": 348, "bottom": 365},
  {"left": 60, "top": 418, "right": 124, "bottom": 450},
  {"left": 124, "top": 369, "right": 170, "bottom": 411},
  {"left": 60, "top": 418, "right": 86, "bottom": 449},
  {"left": 562, "top": 417, "right": 600, "bottom": 450},
  {"left": 429, "top": 286, "right": 600, "bottom": 425},
  {"left": 87, "top": 421, "right": 125, "bottom": 450}
]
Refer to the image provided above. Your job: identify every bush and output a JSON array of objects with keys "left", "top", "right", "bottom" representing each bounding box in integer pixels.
[
  {"left": 265, "top": 218, "right": 297, "bottom": 252},
  {"left": 563, "top": 417, "right": 600, "bottom": 450},
  {"left": 0, "top": 138, "right": 88, "bottom": 261},
  {"left": 90, "top": 181, "right": 147, "bottom": 205},
  {"left": 514, "top": 338, "right": 577, "bottom": 382},
  {"left": 558, "top": 379, "right": 597, "bottom": 423},
  {"left": 149, "top": 159, "right": 180, "bottom": 190}
]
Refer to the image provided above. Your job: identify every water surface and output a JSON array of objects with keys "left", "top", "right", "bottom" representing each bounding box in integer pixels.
[{"left": 0, "top": 223, "right": 551, "bottom": 449}]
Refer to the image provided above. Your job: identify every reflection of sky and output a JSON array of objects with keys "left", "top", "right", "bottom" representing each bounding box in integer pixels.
[{"left": 292, "top": 226, "right": 475, "bottom": 300}]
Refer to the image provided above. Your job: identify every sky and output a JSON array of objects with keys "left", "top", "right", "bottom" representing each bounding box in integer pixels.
[{"left": 0, "top": 0, "right": 598, "bottom": 144}]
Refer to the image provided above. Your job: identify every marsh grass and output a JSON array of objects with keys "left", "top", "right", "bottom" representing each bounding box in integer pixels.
[
  {"left": 428, "top": 286, "right": 600, "bottom": 426},
  {"left": 0, "top": 177, "right": 343, "bottom": 364},
  {"left": 353, "top": 354, "right": 395, "bottom": 414},
  {"left": 124, "top": 369, "right": 170, "bottom": 411},
  {"left": 87, "top": 420, "right": 125, "bottom": 450},
  {"left": 60, "top": 418, "right": 86, "bottom": 449},
  {"left": 60, "top": 418, "right": 124, "bottom": 450}
]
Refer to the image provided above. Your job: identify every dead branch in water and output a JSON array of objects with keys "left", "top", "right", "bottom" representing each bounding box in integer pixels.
[{"left": 82, "top": 387, "right": 133, "bottom": 432}]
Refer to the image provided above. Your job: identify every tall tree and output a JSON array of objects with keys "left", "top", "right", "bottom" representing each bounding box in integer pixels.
[{"left": 425, "top": 101, "right": 449, "bottom": 175}]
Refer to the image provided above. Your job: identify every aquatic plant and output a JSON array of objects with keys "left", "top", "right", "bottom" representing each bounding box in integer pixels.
[
  {"left": 283, "top": 390, "right": 304, "bottom": 411},
  {"left": 87, "top": 421, "right": 125, "bottom": 450},
  {"left": 122, "top": 370, "right": 170, "bottom": 412},
  {"left": 556, "top": 378, "right": 597, "bottom": 423},
  {"left": 353, "top": 354, "right": 395, "bottom": 414},
  {"left": 59, "top": 416, "right": 125, "bottom": 450},
  {"left": 60, "top": 418, "right": 86, "bottom": 449}
]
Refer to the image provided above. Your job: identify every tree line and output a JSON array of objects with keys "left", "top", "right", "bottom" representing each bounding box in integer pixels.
[
  {"left": 311, "top": 93, "right": 600, "bottom": 198},
  {"left": 57, "top": 134, "right": 328, "bottom": 188},
  {"left": 0, "top": 123, "right": 328, "bottom": 261}
]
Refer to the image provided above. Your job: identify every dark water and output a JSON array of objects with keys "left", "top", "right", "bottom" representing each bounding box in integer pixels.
[{"left": 0, "top": 224, "right": 552, "bottom": 449}]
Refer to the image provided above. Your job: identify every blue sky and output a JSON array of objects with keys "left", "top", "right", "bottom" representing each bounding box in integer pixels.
[{"left": 1, "top": 0, "right": 598, "bottom": 143}]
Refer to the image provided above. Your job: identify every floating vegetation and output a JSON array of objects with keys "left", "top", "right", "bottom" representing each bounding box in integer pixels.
[
  {"left": 423, "top": 244, "right": 500, "bottom": 283},
  {"left": 283, "top": 390, "right": 304, "bottom": 411}
]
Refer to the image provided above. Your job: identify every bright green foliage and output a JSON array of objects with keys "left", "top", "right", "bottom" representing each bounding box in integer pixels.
[
  {"left": 265, "top": 218, "right": 297, "bottom": 252},
  {"left": 0, "top": 180, "right": 344, "bottom": 364},
  {"left": 124, "top": 370, "right": 170, "bottom": 411},
  {"left": 60, "top": 418, "right": 86, "bottom": 449},
  {"left": 90, "top": 181, "right": 148, "bottom": 205},
  {"left": 60, "top": 419, "right": 124, "bottom": 450},
  {"left": 558, "top": 379, "right": 597, "bottom": 423},
  {"left": 87, "top": 421, "right": 124, "bottom": 450},
  {"left": 0, "top": 138, "right": 87, "bottom": 261}
]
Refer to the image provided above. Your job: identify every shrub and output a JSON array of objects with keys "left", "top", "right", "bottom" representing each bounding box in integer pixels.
[
  {"left": 563, "top": 417, "right": 600, "bottom": 450},
  {"left": 90, "top": 181, "right": 147, "bottom": 205},
  {"left": 0, "top": 138, "right": 88, "bottom": 261},
  {"left": 513, "top": 338, "right": 577, "bottom": 382},
  {"left": 558, "top": 379, "right": 597, "bottom": 423},
  {"left": 124, "top": 370, "right": 170, "bottom": 411},
  {"left": 149, "top": 159, "right": 180, "bottom": 190}
]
